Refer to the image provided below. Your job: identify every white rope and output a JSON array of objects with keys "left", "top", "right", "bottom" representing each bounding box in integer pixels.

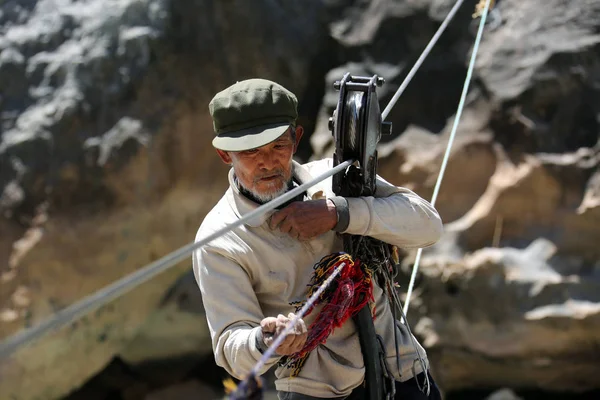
[
  {"left": 0, "top": 160, "right": 354, "bottom": 359},
  {"left": 250, "top": 261, "right": 348, "bottom": 376},
  {"left": 402, "top": 0, "right": 494, "bottom": 316},
  {"left": 381, "top": 0, "right": 466, "bottom": 120}
]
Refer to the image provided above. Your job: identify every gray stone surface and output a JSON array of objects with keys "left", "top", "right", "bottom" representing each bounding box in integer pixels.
[{"left": 1, "top": 0, "right": 600, "bottom": 399}]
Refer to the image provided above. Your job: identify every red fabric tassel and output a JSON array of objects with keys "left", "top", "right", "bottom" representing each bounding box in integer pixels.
[{"left": 286, "top": 253, "right": 375, "bottom": 376}]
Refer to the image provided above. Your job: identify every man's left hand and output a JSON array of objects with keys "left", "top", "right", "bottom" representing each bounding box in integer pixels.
[{"left": 268, "top": 199, "right": 337, "bottom": 240}]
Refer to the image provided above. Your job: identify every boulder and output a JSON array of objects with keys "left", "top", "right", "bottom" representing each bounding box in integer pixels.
[{"left": 408, "top": 237, "right": 600, "bottom": 393}]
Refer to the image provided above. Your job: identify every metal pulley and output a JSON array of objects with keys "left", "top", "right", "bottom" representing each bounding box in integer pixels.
[
  {"left": 329, "top": 73, "right": 392, "bottom": 197},
  {"left": 328, "top": 73, "right": 395, "bottom": 400}
]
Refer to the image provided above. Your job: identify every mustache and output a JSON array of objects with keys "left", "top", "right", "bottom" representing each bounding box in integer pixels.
[{"left": 254, "top": 170, "right": 285, "bottom": 182}]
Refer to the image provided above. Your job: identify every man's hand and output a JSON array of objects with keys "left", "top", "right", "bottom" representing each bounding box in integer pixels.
[
  {"left": 260, "top": 313, "right": 308, "bottom": 356},
  {"left": 268, "top": 199, "right": 337, "bottom": 240}
]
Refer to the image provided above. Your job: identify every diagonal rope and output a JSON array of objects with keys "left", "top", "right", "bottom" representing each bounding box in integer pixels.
[
  {"left": 382, "top": 0, "right": 466, "bottom": 120},
  {"left": 250, "top": 261, "right": 348, "bottom": 377},
  {"left": 402, "top": 0, "right": 494, "bottom": 316},
  {"left": 0, "top": 160, "right": 354, "bottom": 360}
]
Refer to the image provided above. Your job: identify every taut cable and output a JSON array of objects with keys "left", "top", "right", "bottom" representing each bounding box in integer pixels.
[
  {"left": 381, "top": 0, "right": 466, "bottom": 120},
  {"left": 0, "top": 160, "right": 354, "bottom": 359},
  {"left": 403, "top": 0, "right": 494, "bottom": 316}
]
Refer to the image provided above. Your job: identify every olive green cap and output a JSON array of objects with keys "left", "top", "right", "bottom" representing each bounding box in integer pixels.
[{"left": 209, "top": 79, "right": 298, "bottom": 151}]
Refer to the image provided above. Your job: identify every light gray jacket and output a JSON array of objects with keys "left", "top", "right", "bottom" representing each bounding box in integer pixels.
[{"left": 193, "top": 158, "right": 443, "bottom": 398}]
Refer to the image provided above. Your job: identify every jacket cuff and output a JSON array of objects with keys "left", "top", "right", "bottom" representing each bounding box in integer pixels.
[
  {"left": 254, "top": 327, "right": 269, "bottom": 354},
  {"left": 252, "top": 327, "right": 280, "bottom": 360},
  {"left": 329, "top": 196, "right": 350, "bottom": 232}
]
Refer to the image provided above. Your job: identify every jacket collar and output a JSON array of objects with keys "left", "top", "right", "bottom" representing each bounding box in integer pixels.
[{"left": 226, "top": 160, "right": 324, "bottom": 227}]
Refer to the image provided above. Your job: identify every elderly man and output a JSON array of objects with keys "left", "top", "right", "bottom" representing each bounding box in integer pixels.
[{"left": 193, "top": 78, "right": 444, "bottom": 400}]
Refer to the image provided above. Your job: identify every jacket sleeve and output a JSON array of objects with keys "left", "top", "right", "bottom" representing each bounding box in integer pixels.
[
  {"left": 340, "top": 174, "right": 443, "bottom": 249},
  {"left": 192, "top": 238, "right": 281, "bottom": 379}
]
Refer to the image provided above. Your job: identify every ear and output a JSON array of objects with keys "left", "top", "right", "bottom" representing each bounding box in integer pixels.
[
  {"left": 293, "top": 125, "right": 304, "bottom": 153},
  {"left": 215, "top": 149, "right": 232, "bottom": 164}
]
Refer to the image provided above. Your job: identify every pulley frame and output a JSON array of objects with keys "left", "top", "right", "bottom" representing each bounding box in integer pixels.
[
  {"left": 329, "top": 73, "right": 395, "bottom": 400},
  {"left": 330, "top": 73, "right": 392, "bottom": 197}
]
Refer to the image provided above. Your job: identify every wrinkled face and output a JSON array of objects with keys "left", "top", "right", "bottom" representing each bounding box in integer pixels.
[{"left": 217, "top": 127, "right": 303, "bottom": 203}]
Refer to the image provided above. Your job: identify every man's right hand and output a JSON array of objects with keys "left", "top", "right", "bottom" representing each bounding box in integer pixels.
[{"left": 260, "top": 313, "right": 308, "bottom": 356}]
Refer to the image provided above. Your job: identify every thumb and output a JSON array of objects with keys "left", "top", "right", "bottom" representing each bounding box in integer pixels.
[{"left": 269, "top": 209, "right": 288, "bottom": 229}]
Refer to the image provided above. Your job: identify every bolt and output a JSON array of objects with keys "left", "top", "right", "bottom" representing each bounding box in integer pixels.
[
  {"left": 377, "top": 77, "right": 385, "bottom": 86},
  {"left": 328, "top": 117, "right": 335, "bottom": 131},
  {"left": 333, "top": 81, "right": 341, "bottom": 90}
]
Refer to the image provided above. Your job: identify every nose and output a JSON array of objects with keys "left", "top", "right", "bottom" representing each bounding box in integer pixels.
[{"left": 257, "top": 149, "right": 277, "bottom": 171}]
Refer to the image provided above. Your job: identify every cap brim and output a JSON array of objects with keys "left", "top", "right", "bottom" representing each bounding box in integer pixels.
[{"left": 212, "top": 122, "right": 292, "bottom": 152}]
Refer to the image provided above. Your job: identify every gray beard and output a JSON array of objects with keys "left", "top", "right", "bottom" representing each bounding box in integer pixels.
[{"left": 236, "top": 176, "right": 292, "bottom": 204}]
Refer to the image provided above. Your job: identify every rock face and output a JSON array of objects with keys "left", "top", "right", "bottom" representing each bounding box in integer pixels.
[
  {"left": 412, "top": 235, "right": 600, "bottom": 392},
  {"left": 0, "top": 1, "right": 330, "bottom": 399},
  {"left": 1, "top": 0, "right": 600, "bottom": 399},
  {"left": 399, "top": 142, "right": 600, "bottom": 392}
]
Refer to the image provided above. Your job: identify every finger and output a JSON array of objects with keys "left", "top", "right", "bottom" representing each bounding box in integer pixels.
[
  {"left": 298, "top": 328, "right": 308, "bottom": 346},
  {"left": 276, "top": 344, "right": 292, "bottom": 356},
  {"left": 278, "top": 331, "right": 295, "bottom": 351},
  {"left": 291, "top": 326, "right": 305, "bottom": 345},
  {"left": 278, "top": 216, "right": 294, "bottom": 234},
  {"left": 285, "top": 314, "right": 306, "bottom": 353},
  {"left": 293, "top": 319, "right": 308, "bottom": 352},
  {"left": 298, "top": 229, "right": 312, "bottom": 240},
  {"left": 297, "top": 230, "right": 313, "bottom": 241},
  {"left": 299, "top": 330, "right": 308, "bottom": 346},
  {"left": 277, "top": 313, "right": 289, "bottom": 323},
  {"left": 275, "top": 314, "right": 289, "bottom": 336},
  {"left": 295, "top": 317, "right": 308, "bottom": 335},
  {"left": 263, "top": 331, "right": 275, "bottom": 347},
  {"left": 287, "top": 313, "right": 301, "bottom": 334},
  {"left": 269, "top": 209, "right": 289, "bottom": 230},
  {"left": 289, "top": 332, "right": 307, "bottom": 354},
  {"left": 276, "top": 314, "right": 301, "bottom": 341},
  {"left": 260, "top": 317, "right": 277, "bottom": 334}
]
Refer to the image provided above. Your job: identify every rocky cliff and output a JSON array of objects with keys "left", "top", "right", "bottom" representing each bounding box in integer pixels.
[{"left": 1, "top": 0, "right": 599, "bottom": 399}]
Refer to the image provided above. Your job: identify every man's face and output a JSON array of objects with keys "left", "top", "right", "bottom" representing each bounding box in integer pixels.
[{"left": 217, "top": 127, "right": 303, "bottom": 203}]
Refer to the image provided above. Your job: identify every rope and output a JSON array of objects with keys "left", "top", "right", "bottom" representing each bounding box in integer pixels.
[
  {"left": 402, "top": 0, "right": 494, "bottom": 316},
  {"left": 0, "top": 160, "right": 354, "bottom": 360},
  {"left": 252, "top": 260, "right": 349, "bottom": 376},
  {"left": 227, "top": 259, "right": 350, "bottom": 400},
  {"left": 381, "top": 0, "right": 466, "bottom": 120}
]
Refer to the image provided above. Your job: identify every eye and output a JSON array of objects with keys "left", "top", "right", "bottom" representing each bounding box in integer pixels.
[{"left": 275, "top": 141, "right": 293, "bottom": 149}]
